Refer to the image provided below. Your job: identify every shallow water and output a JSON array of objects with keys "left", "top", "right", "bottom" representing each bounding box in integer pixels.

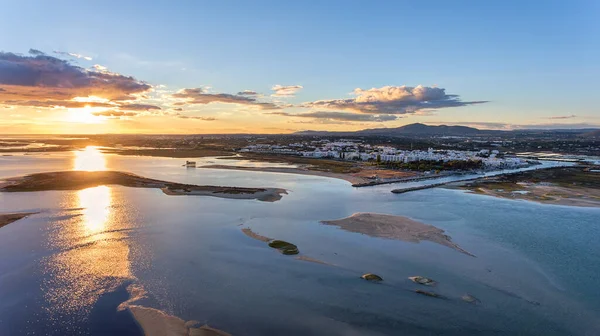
[{"left": 0, "top": 149, "right": 599, "bottom": 335}]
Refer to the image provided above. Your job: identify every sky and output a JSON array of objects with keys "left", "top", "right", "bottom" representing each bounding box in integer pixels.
[{"left": 0, "top": 0, "right": 598, "bottom": 134}]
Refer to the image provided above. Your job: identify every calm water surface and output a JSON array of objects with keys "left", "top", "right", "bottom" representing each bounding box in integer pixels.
[{"left": 0, "top": 148, "right": 599, "bottom": 335}]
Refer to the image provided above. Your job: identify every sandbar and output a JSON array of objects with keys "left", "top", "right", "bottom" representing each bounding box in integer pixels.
[
  {"left": 129, "top": 305, "right": 231, "bottom": 336},
  {"left": 0, "top": 212, "right": 37, "bottom": 229},
  {"left": 0, "top": 171, "right": 287, "bottom": 202},
  {"left": 321, "top": 213, "right": 474, "bottom": 256}
]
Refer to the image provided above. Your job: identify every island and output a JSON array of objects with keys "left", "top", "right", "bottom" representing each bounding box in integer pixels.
[
  {"left": 0, "top": 171, "right": 287, "bottom": 202},
  {"left": 321, "top": 213, "right": 474, "bottom": 256}
]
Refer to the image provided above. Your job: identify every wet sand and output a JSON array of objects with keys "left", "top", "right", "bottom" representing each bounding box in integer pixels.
[
  {"left": 0, "top": 171, "right": 287, "bottom": 202},
  {"left": 321, "top": 213, "right": 474, "bottom": 257},
  {"left": 129, "top": 305, "right": 231, "bottom": 336},
  {"left": 201, "top": 164, "right": 369, "bottom": 185},
  {"left": 0, "top": 212, "right": 37, "bottom": 229}
]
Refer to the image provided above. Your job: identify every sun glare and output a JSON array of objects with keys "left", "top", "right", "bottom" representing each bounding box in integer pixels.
[
  {"left": 67, "top": 105, "right": 106, "bottom": 124},
  {"left": 73, "top": 146, "right": 107, "bottom": 171}
]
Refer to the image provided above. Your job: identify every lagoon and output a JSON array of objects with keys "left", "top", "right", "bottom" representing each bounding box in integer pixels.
[{"left": 0, "top": 148, "right": 599, "bottom": 335}]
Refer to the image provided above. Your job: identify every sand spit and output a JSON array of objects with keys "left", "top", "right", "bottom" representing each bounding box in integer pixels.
[
  {"left": 321, "top": 213, "right": 474, "bottom": 257},
  {"left": 294, "top": 255, "right": 332, "bottom": 265},
  {"left": 0, "top": 171, "right": 287, "bottom": 202},
  {"left": 241, "top": 227, "right": 272, "bottom": 242},
  {"left": 0, "top": 212, "right": 37, "bottom": 229},
  {"left": 129, "top": 305, "right": 231, "bottom": 336},
  {"left": 200, "top": 165, "right": 369, "bottom": 185}
]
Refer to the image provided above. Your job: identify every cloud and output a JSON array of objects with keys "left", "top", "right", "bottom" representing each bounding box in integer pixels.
[
  {"left": 0, "top": 50, "right": 152, "bottom": 111},
  {"left": 237, "top": 90, "right": 257, "bottom": 96},
  {"left": 273, "top": 111, "right": 398, "bottom": 122},
  {"left": 172, "top": 88, "right": 279, "bottom": 110},
  {"left": 119, "top": 103, "right": 161, "bottom": 111},
  {"left": 91, "top": 110, "right": 138, "bottom": 117},
  {"left": 53, "top": 50, "right": 93, "bottom": 61},
  {"left": 1, "top": 99, "right": 114, "bottom": 109},
  {"left": 176, "top": 114, "right": 216, "bottom": 121},
  {"left": 28, "top": 49, "right": 45, "bottom": 56},
  {"left": 92, "top": 64, "right": 108, "bottom": 72},
  {"left": 271, "top": 84, "right": 303, "bottom": 97},
  {"left": 546, "top": 114, "right": 577, "bottom": 120},
  {"left": 304, "top": 85, "right": 486, "bottom": 115}
]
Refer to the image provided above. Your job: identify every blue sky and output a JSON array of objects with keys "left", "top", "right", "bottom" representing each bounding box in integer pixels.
[{"left": 0, "top": 0, "right": 598, "bottom": 133}]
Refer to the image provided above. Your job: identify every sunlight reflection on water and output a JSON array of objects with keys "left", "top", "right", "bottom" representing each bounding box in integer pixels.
[
  {"left": 78, "top": 186, "right": 112, "bottom": 234},
  {"left": 42, "top": 186, "right": 135, "bottom": 318},
  {"left": 73, "top": 146, "right": 106, "bottom": 171}
]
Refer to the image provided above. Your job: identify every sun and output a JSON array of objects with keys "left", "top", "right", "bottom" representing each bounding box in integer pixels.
[{"left": 67, "top": 105, "right": 105, "bottom": 124}]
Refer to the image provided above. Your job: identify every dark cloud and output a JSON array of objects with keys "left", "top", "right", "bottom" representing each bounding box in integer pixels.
[
  {"left": 119, "top": 103, "right": 161, "bottom": 111},
  {"left": 273, "top": 111, "right": 398, "bottom": 122},
  {"left": 28, "top": 49, "right": 45, "bottom": 56},
  {"left": 0, "top": 50, "right": 151, "bottom": 109},
  {"left": 237, "top": 90, "right": 257, "bottom": 96},
  {"left": 304, "top": 85, "right": 486, "bottom": 115},
  {"left": 546, "top": 114, "right": 577, "bottom": 120},
  {"left": 173, "top": 88, "right": 279, "bottom": 110},
  {"left": 2, "top": 99, "right": 114, "bottom": 109},
  {"left": 173, "top": 107, "right": 183, "bottom": 111}
]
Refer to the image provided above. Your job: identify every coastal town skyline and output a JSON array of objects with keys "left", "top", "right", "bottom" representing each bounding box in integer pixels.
[{"left": 1, "top": 1, "right": 598, "bottom": 134}]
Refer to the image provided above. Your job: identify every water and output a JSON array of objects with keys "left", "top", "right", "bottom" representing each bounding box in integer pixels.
[{"left": 0, "top": 149, "right": 599, "bottom": 335}]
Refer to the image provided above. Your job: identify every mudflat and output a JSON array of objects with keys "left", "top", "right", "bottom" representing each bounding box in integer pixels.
[{"left": 456, "top": 166, "right": 600, "bottom": 207}]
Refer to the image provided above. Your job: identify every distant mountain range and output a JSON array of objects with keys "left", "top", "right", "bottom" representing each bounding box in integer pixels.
[{"left": 295, "top": 123, "right": 600, "bottom": 137}]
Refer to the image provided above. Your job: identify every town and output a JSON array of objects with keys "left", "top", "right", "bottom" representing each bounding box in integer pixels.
[{"left": 240, "top": 139, "right": 531, "bottom": 171}]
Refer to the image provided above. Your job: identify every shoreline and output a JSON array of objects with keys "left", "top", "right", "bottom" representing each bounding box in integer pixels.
[
  {"left": 200, "top": 164, "right": 370, "bottom": 185},
  {"left": 453, "top": 166, "right": 600, "bottom": 208},
  {"left": 128, "top": 305, "right": 231, "bottom": 336}
]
